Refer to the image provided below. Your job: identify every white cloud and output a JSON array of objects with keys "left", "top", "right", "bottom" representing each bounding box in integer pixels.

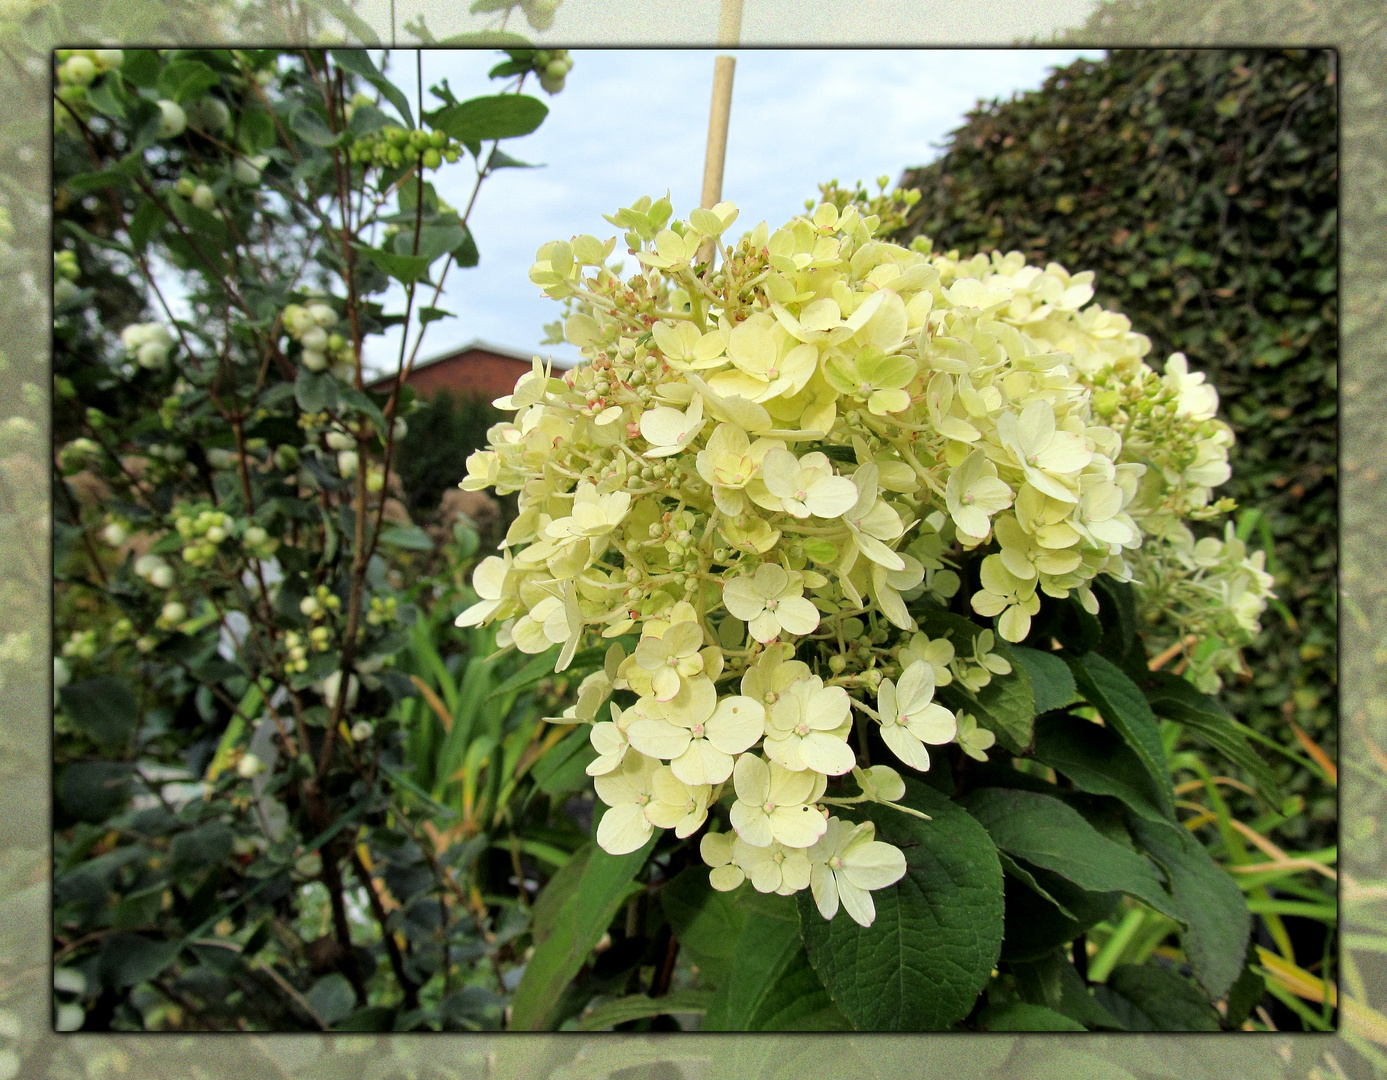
[{"left": 345, "top": 49, "right": 1102, "bottom": 374}]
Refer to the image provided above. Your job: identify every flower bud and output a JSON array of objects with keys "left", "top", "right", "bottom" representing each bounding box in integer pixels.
[
  {"left": 157, "top": 99, "right": 186, "bottom": 139},
  {"left": 60, "top": 55, "right": 97, "bottom": 86},
  {"left": 350, "top": 720, "right": 373, "bottom": 742},
  {"left": 137, "top": 340, "right": 169, "bottom": 370},
  {"left": 300, "top": 596, "right": 321, "bottom": 617},
  {"left": 237, "top": 752, "right": 265, "bottom": 778}
]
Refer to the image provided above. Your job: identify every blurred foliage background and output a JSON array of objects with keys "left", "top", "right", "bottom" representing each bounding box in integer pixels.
[{"left": 889, "top": 48, "right": 1338, "bottom": 850}]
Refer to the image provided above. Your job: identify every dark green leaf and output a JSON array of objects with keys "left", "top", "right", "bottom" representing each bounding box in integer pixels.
[
  {"left": 1000, "top": 864, "right": 1121, "bottom": 963},
  {"left": 66, "top": 171, "right": 131, "bottom": 194},
  {"left": 1010, "top": 646, "right": 1078, "bottom": 714},
  {"left": 1225, "top": 961, "right": 1266, "bottom": 1028},
  {"left": 418, "top": 306, "right": 455, "bottom": 326},
  {"left": 378, "top": 525, "right": 435, "bottom": 551},
  {"left": 333, "top": 1005, "right": 396, "bottom": 1031},
  {"left": 577, "top": 989, "right": 713, "bottom": 1031},
  {"left": 431, "top": 94, "right": 548, "bottom": 143},
  {"left": 977, "top": 1001, "right": 1086, "bottom": 1031},
  {"left": 171, "top": 823, "right": 234, "bottom": 877},
  {"left": 306, "top": 973, "right": 357, "bottom": 1026},
  {"left": 1066, "top": 653, "right": 1175, "bottom": 816},
  {"left": 488, "top": 147, "right": 540, "bottom": 169},
  {"left": 58, "top": 761, "right": 134, "bottom": 822},
  {"left": 999, "top": 851, "right": 1076, "bottom": 919},
  {"left": 1030, "top": 714, "right": 1171, "bottom": 823},
  {"left": 157, "top": 59, "right": 219, "bottom": 104},
  {"left": 1093, "top": 963, "right": 1221, "bottom": 1031},
  {"left": 99, "top": 934, "right": 180, "bottom": 988},
  {"left": 239, "top": 107, "right": 277, "bottom": 151},
  {"left": 412, "top": 221, "right": 465, "bottom": 263},
  {"left": 962, "top": 788, "right": 1181, "bottom": 922},
  {"left": 800, "top": 778, "right": 1004, "bottom": 1030},
  {"left": 704, "top": 893, "right": 847, "bottom": 1031},
  {"left": 1142, "top": 671, "right": 1282, "bottom": 806},
  {"left": 128, "top": 199, "right": 166, "bottom": 254},
  {"left": 452, "top": 225, "right": 480, "bottom": 268},
  {"left": 509, "top": 837, "right": 654, "bottom": 1030},
  {"left": 87, "top": 75, "right": 126, "bottom": 118},
  {"left": 1008, "top": 949, "right": 1127, "bottom": 1030},
  {"left": 60, "top": 677, "right": 139, "bottom": 746},
  {"left": 120, "top": 49, "right": 160, "bottom": 88},
  {"left": 354, "top": 244, "right": 434, "bottom": 285},
  {"left": 1129, "top": 817, "right": 1250, "bottom": 998},
  {"left": 294, "top": 368, "right": 340, "bottom": 413},
  {"left": 660, "top": 865, "right": 744, "bottom": 989}
]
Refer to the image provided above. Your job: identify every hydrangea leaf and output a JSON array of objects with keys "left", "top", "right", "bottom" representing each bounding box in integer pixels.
[
  {"left": 962, "top": 787, "right": 1182, "bottom": 923},
  {"left": 799, "top": 779, "right": 1004, "bottom": 1030}
]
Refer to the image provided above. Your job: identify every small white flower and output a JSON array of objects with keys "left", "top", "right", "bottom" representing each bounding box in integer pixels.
[
  {"left": 728, "top": 753, "right": 827, "bottom": 849},
  {"left": 721, "top": 563, "right": 820, "bottom": 643},
  {"left": 594, "top": 751, "right": 660, "bottom": 854},
  {"left": 875, "top": 661, "right": 956, "bottom": 772},
  {"left": 807, "top": 817, "right": 907, "bottom": 927}
]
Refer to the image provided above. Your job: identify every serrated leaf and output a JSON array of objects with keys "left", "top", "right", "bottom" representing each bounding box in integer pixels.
[
  {"left": 1067, "top": 652, "right": 1175, "bottom": 816},
  {"left": 59, "top": 677, "right": 139, "bottom": 746},
  {"left": 962, "top": 788, "right": 1182, "bottom": 923},
  {"left": 510, "top": 838, "right": 655, "bottom": 1030},
  {"left": 431, "top": 94, "right": 548, "bottom": 143},
  {"left": 1129, "top": 817, "right": 1250, "bottom": 999},
  {"left": 1030, "top": 714, "right": 1171, "bottom": 823},
  {"left": 1141, "top": 671, "right": 1282, "bottom": 807},
  {"left": 703, "top": 893, "right": 846, "bottom": 1031},
  {"left": 799, "top": 779, "right": 1004, "bottom": 1030},
  {"left": 1010, "top": 646, "right": 1078, "bottom": 713},
  {"left": 1093, "top": 963, "right": 1221, "bottom": 1031}
]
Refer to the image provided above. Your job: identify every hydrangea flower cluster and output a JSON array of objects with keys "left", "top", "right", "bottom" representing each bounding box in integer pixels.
[{"left": 455, "top": 197, "right": 1272, "bottom": 925}]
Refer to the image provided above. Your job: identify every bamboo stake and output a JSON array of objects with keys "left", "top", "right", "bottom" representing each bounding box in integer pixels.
[
  {"left": 696, "top": 58, "right": 735, "bottom": 267},
  {"left": 697, "top": 0, "right": 742, "bottom": 266}
]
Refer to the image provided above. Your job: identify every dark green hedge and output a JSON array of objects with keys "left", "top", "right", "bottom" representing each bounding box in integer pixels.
[{"left": 891, "top": 49, "right": 1337, "bottom": 830}]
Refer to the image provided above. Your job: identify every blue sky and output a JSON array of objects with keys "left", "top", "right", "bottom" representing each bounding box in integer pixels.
[{"left": 362, "top": 48, "right": 1102, "bottom": 376}]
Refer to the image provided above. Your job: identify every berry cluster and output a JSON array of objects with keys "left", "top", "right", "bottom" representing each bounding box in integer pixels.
[{"left": 348, "top": 126, "right": 460, "bottom": 171}]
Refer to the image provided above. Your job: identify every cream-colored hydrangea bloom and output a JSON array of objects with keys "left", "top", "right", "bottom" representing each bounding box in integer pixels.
[{"left": 455, "top": 195, "right": 1262, "bottom": 926}]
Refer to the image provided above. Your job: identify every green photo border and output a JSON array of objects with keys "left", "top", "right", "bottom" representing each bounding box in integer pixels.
[{"left": 9, "top": 2, "right": 1371, "bottom": 1075}]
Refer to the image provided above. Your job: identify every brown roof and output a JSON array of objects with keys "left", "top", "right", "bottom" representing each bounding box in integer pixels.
[{"left": 367, "top": 339, "right": 541, "bottom": 402}]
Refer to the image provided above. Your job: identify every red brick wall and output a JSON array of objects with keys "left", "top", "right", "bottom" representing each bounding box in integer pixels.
[{"left": 370, "top": 349, "right": 532, "bottom": 402}]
